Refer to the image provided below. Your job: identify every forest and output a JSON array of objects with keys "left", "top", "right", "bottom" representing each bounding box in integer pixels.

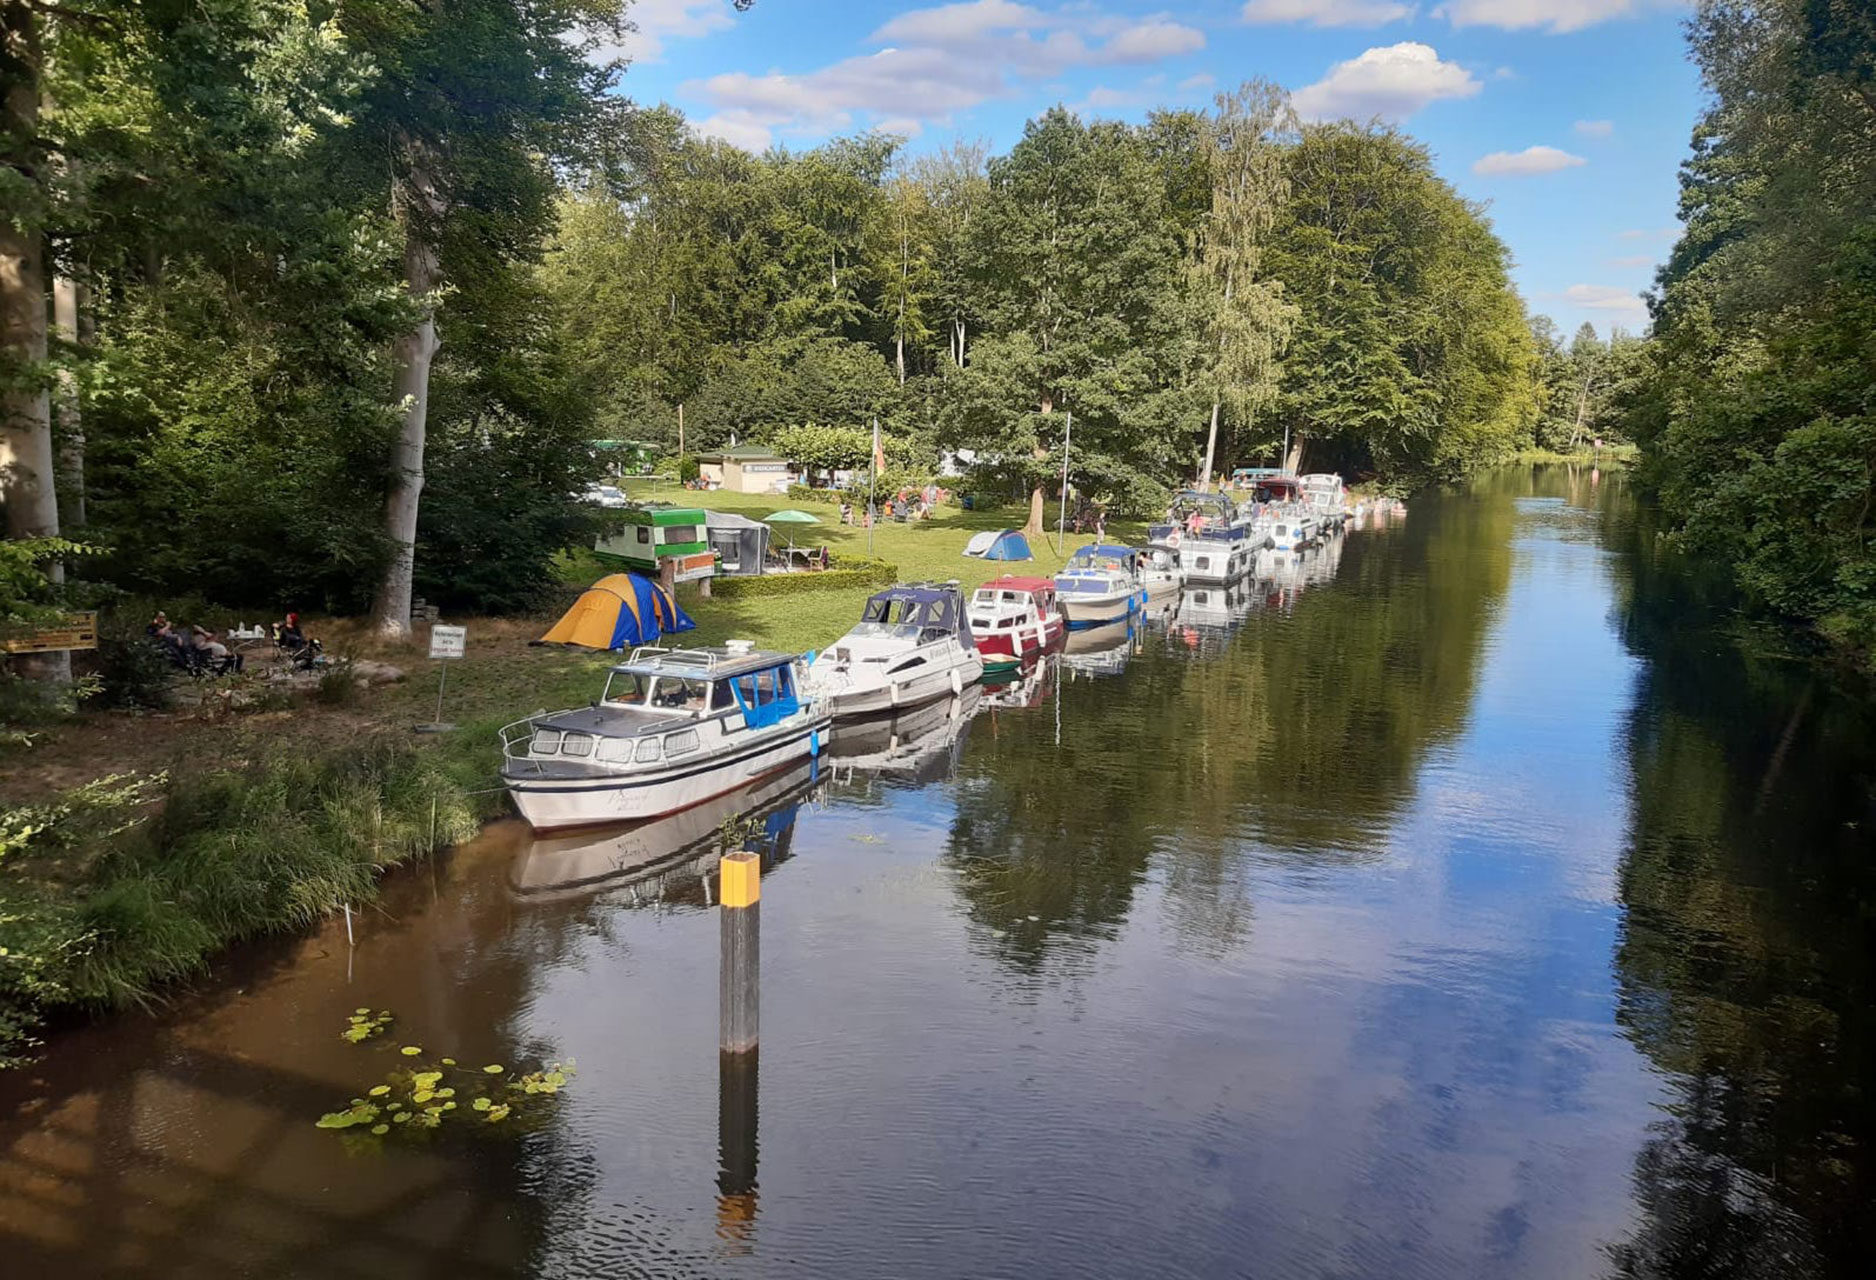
[
  {"left": 1631, "top": 0, "right": 1876, "bottom": 658},
  {"left": 0, "top": 0, "right": 1584, "bottom": 652}
]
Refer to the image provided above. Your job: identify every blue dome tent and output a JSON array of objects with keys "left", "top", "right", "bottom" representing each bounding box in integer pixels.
[{"left": 962, "top": 529, "right": 1034, "bottom": 561}]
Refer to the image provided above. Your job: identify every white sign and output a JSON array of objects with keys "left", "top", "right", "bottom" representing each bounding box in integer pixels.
[{"left": 429, "top": 624, "right": 467, "bottom": 660}]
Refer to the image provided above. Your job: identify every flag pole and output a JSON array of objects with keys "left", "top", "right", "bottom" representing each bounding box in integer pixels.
[
  {"left": 869, "top": 417, "right": 878, "bottom": 557},
  {"left": 1057, "top": 410, "right": 1072, "bottom": 555}
]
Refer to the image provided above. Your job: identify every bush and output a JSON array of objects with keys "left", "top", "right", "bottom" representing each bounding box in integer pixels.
[
  {"left": 675, "top": 453, "right": 701, "bottom": 483},
  {"left": 91, "top": 609, "right": 176, "bottom": 710},
  {"left": 785, "top": 484, "right": 843, "bottom": 504},
  {"left": 709, "top": 557, "right": 898, "bottom": 599}
]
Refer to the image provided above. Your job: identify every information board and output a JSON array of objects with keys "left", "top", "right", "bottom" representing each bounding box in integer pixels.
[{"left": 428, "top": 624, "right": 467, "bottom": 660}]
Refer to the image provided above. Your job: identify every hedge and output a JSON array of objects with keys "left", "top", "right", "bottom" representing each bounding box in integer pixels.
[{"left": 708, "top": 557, "right": 898, "bottom": 598}]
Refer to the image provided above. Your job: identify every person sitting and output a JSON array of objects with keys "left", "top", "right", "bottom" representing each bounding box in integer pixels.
[
  {"left": 147, "top": 610, "right": 172, "bottom": 639},
  {"left": 276, "top": 611, "right": 306, "bottom": 651},
  {"left": 195, "top": 626, "right": 244, "bottom": 675}
]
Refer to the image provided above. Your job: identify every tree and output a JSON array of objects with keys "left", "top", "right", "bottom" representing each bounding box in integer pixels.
[
  {"left": 344, "top": 0, "right": 627, "bottom": 638},
  {"left": 1192, "top": 81, "right": 1298, "bottom": 489}
]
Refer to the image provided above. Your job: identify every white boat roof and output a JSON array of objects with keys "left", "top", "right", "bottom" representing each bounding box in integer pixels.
[{"left": 608, "top": 645, "right": 793, "bottom": 679}]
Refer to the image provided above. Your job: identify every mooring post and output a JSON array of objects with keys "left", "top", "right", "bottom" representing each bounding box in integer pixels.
[
  {"left": 716, "top": 1042, "right": 760, "bottom": 1246},
  {"left": 719, "top": 851, "right": 760, "bottom": 1054}
]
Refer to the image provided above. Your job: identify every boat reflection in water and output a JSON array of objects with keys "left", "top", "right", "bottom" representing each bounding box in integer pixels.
[
  {"left": 507, "top": 761, "right": 822, "bottom": 900},
  {"left": 1179, "top": 581, "right": 1253, "bottom": 631},
  {"left": 979, "top": 652, "right": 1055, "bottom": 710},
  {"left": 1061, "top": 617, "right": 1136, "bottom": 679},
  {"left": 825, "top": 687, "right": 984, "bottom": 786}
]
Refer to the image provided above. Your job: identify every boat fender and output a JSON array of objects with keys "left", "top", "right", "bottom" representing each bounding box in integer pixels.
[
  {"left": 950, "top": 668, "right": 962, "bottom": 695},
  {"left": 809, "top": 727, "right": 820, "bottom": 758}
]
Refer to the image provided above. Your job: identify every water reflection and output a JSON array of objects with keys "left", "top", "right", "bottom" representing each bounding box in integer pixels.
[
  {"left": 509, "top": 763, "right": 822, "bottom": 899},
  {"left": 824, "top": 688, "right": 982, "bottom": 787},
  {"left": 7, "top": 470, "right": 1875, "bottom": 1279},
  {"left": 1591, "top": 478, "right": 1876, "bottom": 1277}
]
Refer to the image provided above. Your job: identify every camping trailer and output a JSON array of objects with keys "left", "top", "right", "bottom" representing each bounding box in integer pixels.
[{"left": 595, "top": 505, "right": 716, "bottom": 583}]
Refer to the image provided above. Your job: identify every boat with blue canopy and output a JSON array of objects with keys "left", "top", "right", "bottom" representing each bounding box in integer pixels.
[
  {"left": 1054, "top": 543, "right": 1146, "bottom": 628},
  {"left": 499, "top": 643, "right": 829, "bottom": 831}
]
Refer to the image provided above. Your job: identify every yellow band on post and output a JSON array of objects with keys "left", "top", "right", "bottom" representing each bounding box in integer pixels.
[{"left": 720, "top": 852, "right": 761, "bottom": 908}]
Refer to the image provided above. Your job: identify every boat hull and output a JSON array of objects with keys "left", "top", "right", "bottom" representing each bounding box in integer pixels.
[
  {"left": 815, "top": 653, "right": 984, "bottom": 719},
  {"left": 1179, "top": 540, "right": 1247, "bottom": 583},
  {"left": 975, "top": 614, "right": 1065, "bottom": 671},
  {"left": 1059, "top": 591, "right": 1138, "bottom": 628},
  {"left": 503, "top": 717, "right": 828, "bottom": 831}
]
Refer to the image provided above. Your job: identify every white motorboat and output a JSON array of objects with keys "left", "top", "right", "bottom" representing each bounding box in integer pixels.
[
  {"left": 1054, "top": 544, "right": 1144, "bottom": 628},
  {"left": 1152, "top": 490, "right": 1250, "bottom": 583},
  {"left": 1136, "top": 542, "right": 1185, "bottom": 602},
  {"left": 1266, "top": 514, "right": 1317, "bottom": 552},
  {"left": 499, "top": 644, "right": 830, "bottom": 831},
  {"left": 806, "top": 582, "right": 984, "bottom": 718},
  {"left": 1301, "top": 473, "right": 1348, "bottom": 535}
]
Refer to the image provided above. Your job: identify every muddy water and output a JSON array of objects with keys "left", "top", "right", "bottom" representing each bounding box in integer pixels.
[{"left": 4, "top": 469, "right": 1874, "bottom": 1280}]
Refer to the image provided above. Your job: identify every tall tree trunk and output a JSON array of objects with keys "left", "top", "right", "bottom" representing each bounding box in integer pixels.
[
  {"left": 370, "top": 160, "right": 444, "bottom": 639},
  {"left": 1284, "top": 433, "right": 1305, "bottom": 474},
  {"left": 1199, "top": 400, "right": 1220, "bottom": 492},
  {"left": 52, "top": 274, "right": 82, "bottom": 526},
  {"left": 1023, "top": 394, "right": 1051, "bottom": 541},
  {"left": 0, "top": 4, "right": 68, "bottom": 680}
]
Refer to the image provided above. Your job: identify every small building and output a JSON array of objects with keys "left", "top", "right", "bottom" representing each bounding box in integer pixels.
[
  {"left": 698, "top": 446, "right": 794, "bottom": 495},
  {"left": 594, "top": 505, "right": 715, "bottom": 583}
]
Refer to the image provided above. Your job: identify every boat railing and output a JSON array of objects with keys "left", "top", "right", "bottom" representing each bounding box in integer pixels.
[{"left": 620, "top": 645, "right": 756, "bottom": 673}]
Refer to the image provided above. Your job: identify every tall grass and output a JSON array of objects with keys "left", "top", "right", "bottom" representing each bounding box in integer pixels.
[{"left": 2, "top": 736, "right": 481, "bottom": 1061}]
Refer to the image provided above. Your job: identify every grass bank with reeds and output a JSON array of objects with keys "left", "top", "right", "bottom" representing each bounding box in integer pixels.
[{"left": 1, "top": 490, "right": 1117, "bottom": 1065}]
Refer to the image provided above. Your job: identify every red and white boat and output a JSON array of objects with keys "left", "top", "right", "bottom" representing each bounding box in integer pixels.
[{"left": 967, "top": 576, "right": 1066, "bottom": 673}]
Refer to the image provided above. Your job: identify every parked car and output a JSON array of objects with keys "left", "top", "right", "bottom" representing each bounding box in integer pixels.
[{"left": 582, "top": 482, "right": 628, "bottom": 509}]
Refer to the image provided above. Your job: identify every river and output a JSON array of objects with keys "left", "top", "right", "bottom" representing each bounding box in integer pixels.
[{"left": 2, "top": 468, "right": 1873, "bottom": 1279}]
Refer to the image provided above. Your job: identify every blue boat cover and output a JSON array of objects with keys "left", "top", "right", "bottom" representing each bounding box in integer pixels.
[{"left": 861, "top": 584, "right": 976, "bottom": 648}]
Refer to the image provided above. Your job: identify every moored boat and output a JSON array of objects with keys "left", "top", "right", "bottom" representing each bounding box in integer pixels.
[
  {"left": 968, "top": 575, "right": 1067, "bottom": 672},
  {"left": 1053, "top": 543, "right": 1145, "bottom": 628},
  {"left": 1153, "top": 490, "right": 1249, "bottom": 583},
  {"left": 806, "top": 582, "right": 984, "bottom": 718},
  {"left": 499, "top": 643, "right": 829, "bottom": 831},
  {"left": 1136, "top": 542, "right": 1185, "bottom": 601}
]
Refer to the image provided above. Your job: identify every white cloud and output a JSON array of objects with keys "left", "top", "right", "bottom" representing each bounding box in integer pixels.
[
  {"left": 1079, "top": 85, "right": 1143, "bottom": 110},
  {"left": 1573, "top": 118, "right": 1614, "bottom": 137},
  {"left": 608, "top": 0, "right": 736, "bottom": 64},
  {"left": 686, "top": 3, "right": 1207, "bottom": 146},
  {"left": 1435, "top": 0, "right": 1675, "bottom": 35},
  {"left": 1101, "top": 20, "right": 1206, "bottom": 62},
  {"left": 693, "top": 109, "right": 780, "bottom": 152},
  {"left": 1617, "top": 226, "right": 1679, "bottom": 240},
  {"left": 1471, "top": 144, "right": 1586, "bottom": 175},
  {"left": 1179, "top": 72, "right": 1216, "bottom": 92},
  {"left": 1242, "top": 0, "right": 1415, "bottom": 26},
  {"left": 1607, "top": 254, "right": 1653, "bottom": 267},
  {"left": 1562, "top": 284, "right": 1648, "bottom": 316},
  {"left": 1291, "top": 42, "right": 1481, "bottom": 121}
]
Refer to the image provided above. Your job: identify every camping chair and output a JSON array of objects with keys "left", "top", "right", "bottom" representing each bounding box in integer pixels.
[{"left": 808, "top": 545, "right": 831, "bottom": 571}]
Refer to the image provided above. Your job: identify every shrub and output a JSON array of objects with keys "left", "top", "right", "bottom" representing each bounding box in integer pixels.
[
  {"left": 91, "top": 609, "right": 176, "bottom": 710},
  {"left": 675, "top": 453, "right": 701, "bottom": 483},
  {"left": 709, "top": 557, "right": 898, "bottom": 599},
  {"left": 785, "top": 484, "right": 843, "bottom": 504}
]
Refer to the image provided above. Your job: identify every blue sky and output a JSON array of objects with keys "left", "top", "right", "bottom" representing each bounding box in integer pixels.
[{"left": 608, "top": 1, "right": 1705, "bottom": 336}]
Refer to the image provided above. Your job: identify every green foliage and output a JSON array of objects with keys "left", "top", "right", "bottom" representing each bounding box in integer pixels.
[
  {"left": 1266, "top": 123, "right": 1537, "bottom": 480},
  {"left": 314, "top": 1035, "right": 574, "bottom": 1141},
  {"left": 90, "top": 608, "right": 175, "bottom": 711},
  {"left": 1637, "top": 0, "right": 1876, "bottom": 655}
]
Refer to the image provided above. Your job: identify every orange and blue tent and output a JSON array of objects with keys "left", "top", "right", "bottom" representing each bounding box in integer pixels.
[{"left": 538, "top": 574, "right": 695, "bottom": 650}]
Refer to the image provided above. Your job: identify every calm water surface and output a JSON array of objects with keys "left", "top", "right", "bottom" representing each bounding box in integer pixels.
[{"left": 4, "top": 469, "right": 1874, "bottom": 1279}]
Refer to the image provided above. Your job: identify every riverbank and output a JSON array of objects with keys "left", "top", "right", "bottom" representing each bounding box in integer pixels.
[{"left": 0, "top": 492, "right": 1113, "bottom": 1064}]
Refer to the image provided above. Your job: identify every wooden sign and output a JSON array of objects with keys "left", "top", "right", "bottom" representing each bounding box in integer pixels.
[{"left": 1, "top": 611, "right": 98, "bottom": 655}]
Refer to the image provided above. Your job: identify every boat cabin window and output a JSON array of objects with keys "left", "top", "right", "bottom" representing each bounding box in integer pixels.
[
  {"left": 604, "top": 672, "right": 651, "bottom": 704},
  {"left": 634, "top": 737, "right": 662, "bottom": 763},
  {"left": 530, "top": 728, "right": 562, "bottom": 753},
  {"left": 650, "top": 677, "right": 710, "bottom": 710},
  {"left": 664, "top": 729, "right": 700, "bottom": 758},
  {"left": 560, "top": 732, "right": 594, "bottom": 759}
]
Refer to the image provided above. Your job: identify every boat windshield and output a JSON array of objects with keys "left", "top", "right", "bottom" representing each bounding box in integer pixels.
[
  {"left": 856, "top": 588, "right": 972, "bottom": 647},
  {"left": 603, "top": 671, "right": 722, "bottom": 712}
]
